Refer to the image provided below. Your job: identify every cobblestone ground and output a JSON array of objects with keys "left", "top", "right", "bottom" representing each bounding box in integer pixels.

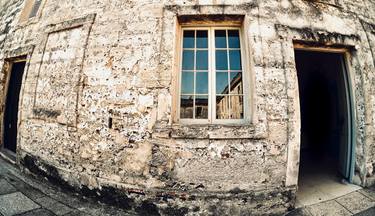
[
  {"left": 2, "top": 156, "right": 375, "bottom": 216},
  {"left": 0, "top": 157, "right": 135, "bottom": 216}
]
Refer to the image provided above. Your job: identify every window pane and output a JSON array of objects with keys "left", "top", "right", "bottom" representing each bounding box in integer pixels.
[
  {"left": 196, "top": 30, "right": 208, "bottom": 48},
  {"left": 229, "top": 50, "right": 242, "bottom": 70},
  {"left": 180, "top": 95, "right": 194, "bottom": 118},
  {"left": 216, "top": 72, "right": 229, "bottom": 94},
  {"left": 230, "top": 96, "right": 244, "bottom": 119},
  {"left": 228, "top": 30, "right": 240, "bottom": 48},
  {"left": 182, "top": 50, "right": 194, "bottom": 70},
  {"left": 183, "top": 30, "right": 195, "bottom": 48},
  {"left": 216, "top": 95, "right": 230, "bottom": 119},
  {"left": 196, "top": 50, "right": 208, "bottom": 70},
  {"left": 216, "top": 50, "right": 228, "bottom": 70},
  {"left": 215, "top": 30, "right": 227, "bottom": 48},
  {"left": 195, "top": 95, "right": 208, "bottom": 119},
  {"left": 29, "top": 0, "right": 42, "bottom": 18},
  {"left": 230, "top": 72, "right": 243, "bottom": 94},
  {"left": 196, "top": 72, "right": 208, "bottom": 94},
  {"left": 181, "top": 72, "right": 194, "bottom": 94}
]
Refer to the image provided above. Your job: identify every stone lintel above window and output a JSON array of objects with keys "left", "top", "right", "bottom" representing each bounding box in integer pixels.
[{"left": 178, "top": 15, "right": 245, "bottom": 26}]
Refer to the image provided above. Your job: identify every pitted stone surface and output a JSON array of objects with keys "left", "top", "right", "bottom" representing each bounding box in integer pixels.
[
  {"left": 0, "top": 0, "right": 374, "bottom": 215},
  {"left": 0, "top": 157, "right": 135, "bottom": 216},
  {"left": 0, "top": 151, "right": 375, "bottom": 215}
]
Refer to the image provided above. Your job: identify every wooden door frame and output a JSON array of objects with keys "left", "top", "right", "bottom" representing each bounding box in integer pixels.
[{"left": 1, "top": 56, "right": 28, "bottom": 162}]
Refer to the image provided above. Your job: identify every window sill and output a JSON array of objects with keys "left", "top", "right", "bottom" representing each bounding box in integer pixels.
[{"left": 153, "top": 122, "right": 268, "bottom": 139}]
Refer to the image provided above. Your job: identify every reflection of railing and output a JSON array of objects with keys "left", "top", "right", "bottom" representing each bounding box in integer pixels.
[
  {"left": 180, "top": 73, "right": 243, "bottom": 119},
  {"left": 180, "top": 97, "right": 208, "bottom": 118},
  {"left": 216, "top": 73, "right": 243, "bottom": 119}
]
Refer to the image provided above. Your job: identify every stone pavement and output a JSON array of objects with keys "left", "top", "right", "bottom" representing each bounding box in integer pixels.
[
  {"left": 2, "top": 155, "right": 375, "bottom": 216},
  {"left": 0, "top": 157, "right": 134, "bottom": 216},
  {"left": 286, "top": 187, "right": 375, "bottom": 216}
]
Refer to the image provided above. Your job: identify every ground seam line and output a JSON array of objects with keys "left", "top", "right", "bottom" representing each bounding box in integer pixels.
[
  {"left": 357, "top": 189, "right": 375, "bottom": 201},
  {"left": 334, "top": 199, "right": 354, "bottom": 215},
  {"left": 302, "top": 207, "right": 314, "bottom": 216}
]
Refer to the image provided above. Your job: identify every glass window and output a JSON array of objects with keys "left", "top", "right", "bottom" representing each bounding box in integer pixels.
[
  {"left": 182, "top": 50, "right": 194, "bottom": 70},
  {"left": 180, "top": 28, "right": 245, "bottom": 122},
  {"left": 215, "top": 30, "right": 227, "bottom": 48},
  {"left": 196, "top": 31, "right": 208, "bottom": 48},
  {"left": 228, "top": 30, "right": 240, "bottom": 48},
  {"left": 196, "top": 72, "right": 208, "bottom": 94},
  {"left": 196, "top": 51, "right": 208, "bottom": 70},
  {"left": 29, "top": 0, "right": 42, "bottom": 18},
  {"left": 19, "top": 0, "right": 43, "bottom": 23},
  {"left": 216, "top": 50, "right": 228, "bottom": 70},
  {"left": 181, "top": 72, "right": 194, "bottom": 94},
  {"left": 183, "top": 31, "right": 195, "bottom": 48}
]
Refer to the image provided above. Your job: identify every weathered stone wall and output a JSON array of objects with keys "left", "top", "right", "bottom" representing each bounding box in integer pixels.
[{"left": 0, "top": 0, "right": 374, "bottom": 215}]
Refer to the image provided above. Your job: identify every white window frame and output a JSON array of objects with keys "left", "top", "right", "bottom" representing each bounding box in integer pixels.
[{"left": 178, "top": 26, "right": 250, "bottom": 125}]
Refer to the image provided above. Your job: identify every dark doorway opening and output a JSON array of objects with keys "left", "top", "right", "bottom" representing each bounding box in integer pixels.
[
  {"left": 3, "top": 59, "right": 26, "bottom": 156},
  {"left": 295, "top": 50, "right": 356, "bottom": 206}
]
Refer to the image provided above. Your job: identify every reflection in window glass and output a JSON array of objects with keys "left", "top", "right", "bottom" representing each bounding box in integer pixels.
[
  {"left": 228, "top": 30, "right": 240, "bottom": 48},
  {"left": 180, "top": 30, "right": 209, "bottom": 119},
  {"left": 216, "top": 50, "right": 228, "bottom": 70},
  {"left": 182, "top": 50, "right": 194, "bottom": 70},
  {"left": 229, "top": 50, "right": 242, "bottom": 70},
  {"left": 29, "top": 0, "right": 42, "bottom": 18},
  {"left": 196, "top": 72, "right": 208, "bottom": 94},
  {"left": 180, "top": 28, "right": 244, "bottom": 121},
  {"left": 216, "top": 72, "right": 228, "bottom": 94},
  {"left": 216, "top": 95, "right": 230, "bottom": 119},
  {"left": 180, "top": 95, "right": 194, "bottom": 118},
  {"left": 196, "top": 30, "right": 208, "bottom": 48},
  {"left": 181, "top": 72, "right": 194, "bottom": 94},
  {"left": 196, "top": 95, "right": 208, "bottom": 119},
  {"left": 230, "top": 72, "right": 243, "bottom": 94},
  {"left": 196, "top": 51, "right": 208, "bottom": 70},
  {"left": 230, "top": 96, "right": 244, "bottom": 119},
  {"left": 183, "top": 31, "right": 195, "bottom": 48},
  {"left": 215, "top": 30, "right": 227, "bottom": 48},
  {"left": 214, "top": 29, "right": 243, "bottom": 120}
]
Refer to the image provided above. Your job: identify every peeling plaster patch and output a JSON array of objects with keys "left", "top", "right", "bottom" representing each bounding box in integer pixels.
[
  {"left": 34, "top": 26, "right": 87, "bottom": 126},
  {"left": 138, "top": 94, "right": 154, "bottom": 107}
]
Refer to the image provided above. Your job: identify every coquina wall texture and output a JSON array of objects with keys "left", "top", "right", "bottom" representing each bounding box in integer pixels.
[{"left": 0, "top": 0, "right": 375, "bottom": 215}]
